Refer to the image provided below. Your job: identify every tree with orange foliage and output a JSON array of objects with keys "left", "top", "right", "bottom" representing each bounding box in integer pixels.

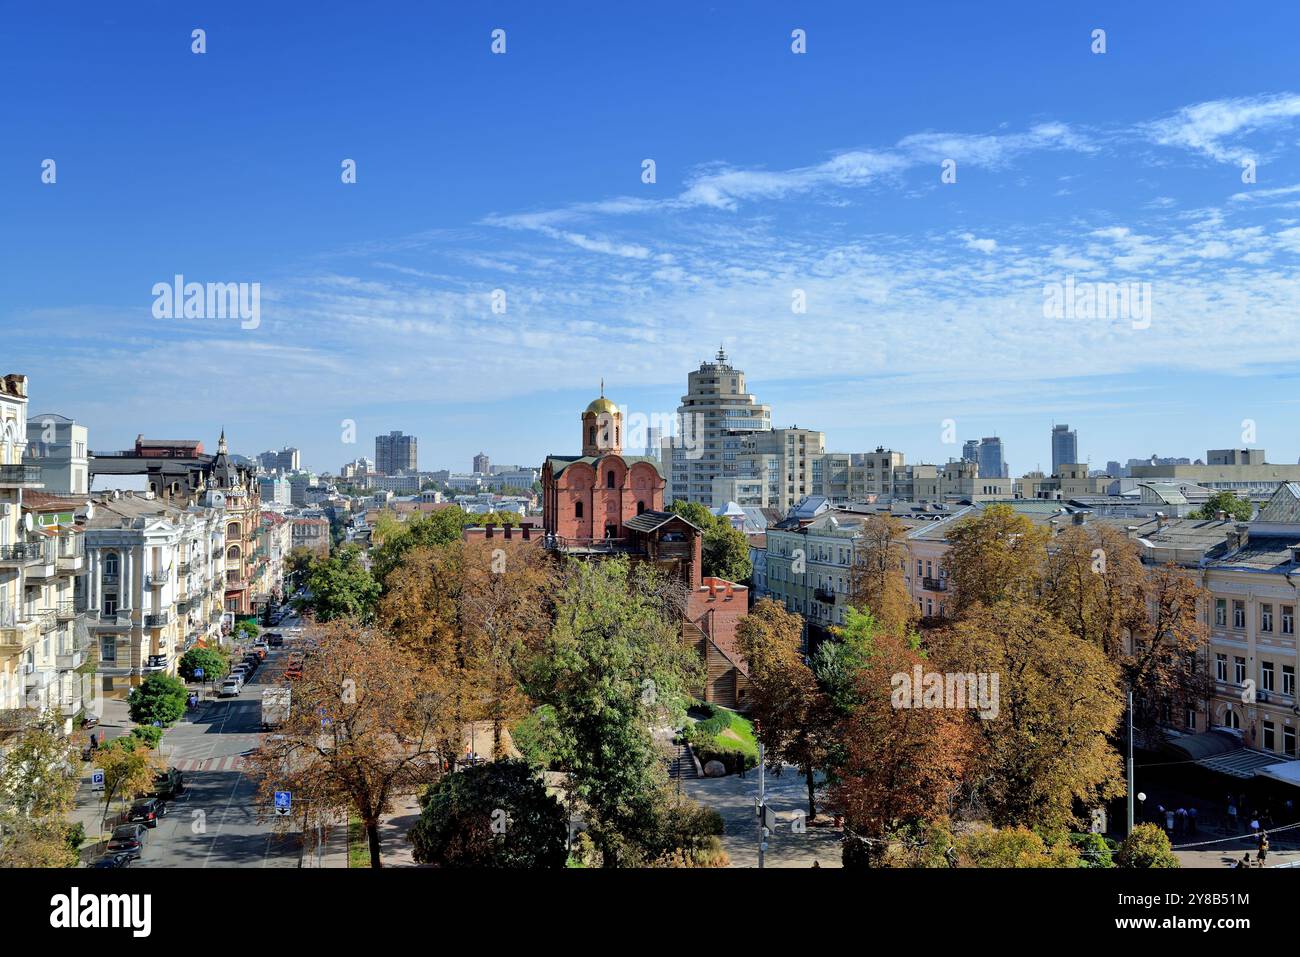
[
  {"left": 849, "top": 514, "right": 919, "bottom": 635},
  {"left": 246, "top": 620, "right": 459, "bottom": 867}
]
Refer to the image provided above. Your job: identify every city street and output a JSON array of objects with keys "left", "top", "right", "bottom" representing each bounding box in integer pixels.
[{"left": 75, "top": 615, "right": 331, "bottom": 868}]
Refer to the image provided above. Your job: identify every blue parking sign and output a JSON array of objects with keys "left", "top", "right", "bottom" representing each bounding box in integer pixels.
[
  {"left": 194, "top": 667, "right": 204, "bottom": 680},
  {"left": 274, "top": 790, "right": 292, "bottom": 816}
]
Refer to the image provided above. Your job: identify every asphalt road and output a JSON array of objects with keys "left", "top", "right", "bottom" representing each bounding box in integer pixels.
[{"left": 128, "top": 618, "right": 308, "bottom": 869}]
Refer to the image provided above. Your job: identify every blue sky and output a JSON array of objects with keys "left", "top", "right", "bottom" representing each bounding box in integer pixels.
[{"left": 4, "top": 1, "right": 1300, "bottom": 476}]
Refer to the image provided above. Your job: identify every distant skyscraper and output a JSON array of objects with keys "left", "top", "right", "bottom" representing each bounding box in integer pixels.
[
  {"left": 1106, "top": 460, "right": 1125, "bottom": 478},
  {"left": 375, "top": 431, "right": 418, "bottom": 475},
  {"left": 646, "top": 426, "right": 662, "bottom": 462},
  {"left": 1051, "top": 424, "right": 1078, "bottom": 475},
  {"left": 961, "top": 440, "right": 979, "bottom": 464},
  {"left": 977, "top": 437, "right": 1004, "bottom": 481},
  {"left": 473, "top": 451, "right": 490, "bottom": 474}
]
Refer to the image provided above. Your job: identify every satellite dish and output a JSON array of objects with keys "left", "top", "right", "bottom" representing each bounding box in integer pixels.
[
  {"left": 85, "top": 504, "right": 95, "bottom": 520},
  {"left": 23, "top": 513, "right": 34, "bottom": 533}
]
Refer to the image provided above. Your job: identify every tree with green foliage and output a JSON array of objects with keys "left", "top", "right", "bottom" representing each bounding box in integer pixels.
[
  {"left": 528, "top": 557, "right": 702, "bottom": 866},
  {"left": 407, "top": 760, "right": 568, "bottom": 868},
  {"left": 179, "top": 646, "right": 228, "bottom": 682},
  {"left": 667, "top": 499, "right": 752, "bottom": 582},
  {"left": 233, "top": 620, "right": 260, "bottom": 643},
  {"left": 95, "top": 736, "right": 162, "bottom": 829},
  {"left": 301, "top": 545, "right": 381, "bottom": 622},
  {"left": 370, "top": 507, "right": 473, "bottom": 585},
  {"left": 0, "top": 711, "right": 80, "bottom": 819},
  {"left": 1116, "top": 823, "right": 1180, "bottom": 868},
  {"left": 1189, "top": 490, "right": 1254, "bottom": 522},
  {"left": 127, "top": 672, "right": 188, "bottom": 727}
]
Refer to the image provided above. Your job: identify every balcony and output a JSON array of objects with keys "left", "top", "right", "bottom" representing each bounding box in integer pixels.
[
  {"left": 0, "top": 464, "right": 42, "bottom": 487},
  {"left": 0, "top": 543, "right": 39, "bottom": 566},
  {"left": 143, "top": 654, "right": 170, "bottom": 673},
  {"left": 178, "top": 561, "right": 191, "bottom": 575},
  {"left": 145, "top": 571, "right": 169, "bottom": 589},
  {"left": 34, "top": 608, "right": 57, "bottom": 632},
  {"left": 144, "top": 611, "right": 171, "bottom": 629},
  {"left": 922, "top": 577, "right": 948, "bottom": 592},
  {"left": 814, "top": 586, "right": 836, "bottom": 604},
  {"left": 57, "top": 542, "right": 85, "bottom": 573},
  {"left": 92, "top": 609, "right": 132, "bottom": 630},
  {"left": 56, "top": 600, "right": 78, "bottom": 621},
  {"left": 24, "top": 667, "right": 56, "bottom": 693},
  {"left": 56, "top": 649, "right": 84, "bottom": 670}
]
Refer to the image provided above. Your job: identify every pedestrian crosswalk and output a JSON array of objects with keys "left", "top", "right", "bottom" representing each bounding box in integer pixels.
[{"left": 172, "top": 755, "right": 248, "bottom": 773}]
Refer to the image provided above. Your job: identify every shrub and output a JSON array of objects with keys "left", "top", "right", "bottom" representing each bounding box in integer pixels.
[{"left": 1116, "top": 823, "right": 1180, "bottom": 868}]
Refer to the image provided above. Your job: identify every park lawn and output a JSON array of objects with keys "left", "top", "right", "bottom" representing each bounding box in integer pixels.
[
  {"left": 721, "top": 710, "right": 758, "bottom": 759},
  {"left": 347, "top": 814, "right": 369, "bottom": 868}
]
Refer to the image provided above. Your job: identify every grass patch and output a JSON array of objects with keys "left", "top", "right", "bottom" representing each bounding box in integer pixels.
[
  {"left": 682, "top": 704, "right": 759, "bottom": 773},
  {"left": 347, "top": 814, "right": 369, "bottom": 868}
]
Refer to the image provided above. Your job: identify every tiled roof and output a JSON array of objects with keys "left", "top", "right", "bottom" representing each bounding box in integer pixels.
[
  {"left": 1257, "top": 483, "right": 1300, "bottom": 523},
  {"left": 624, "top": 509, "right": 698, "bottom": 534}
]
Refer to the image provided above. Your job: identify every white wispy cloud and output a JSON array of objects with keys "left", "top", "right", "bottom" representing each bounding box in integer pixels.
[{"left": 1146, "top": 92, "right": 1300, "bottom": 163}]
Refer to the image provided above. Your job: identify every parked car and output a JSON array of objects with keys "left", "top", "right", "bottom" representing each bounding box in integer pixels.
[
  {"left": 107, "top": 824, "right": 147, "bottom": 858},
  {"left": 151, "top": 767, "right": 185, "bottom": 799},
  {"left": 231, "top": 664, "right": 250, "bottom": 680},
  {"left": 128, "top": 797, "right": 167, "bottom": 828},
  {"left": 81, "top": 714, "right": 100, "bottom": 730},
  {"left": 219, "top": 677, "right": 242, "bottom": 697},
  {"left": 91, "top": 852, "right": 134, "bottom": 868},
  {"left": 265, "top": 633, "right": 284, "bottom": 647},
  {"left": 252, "top": 641, "right": 270, "bottom": 657}
]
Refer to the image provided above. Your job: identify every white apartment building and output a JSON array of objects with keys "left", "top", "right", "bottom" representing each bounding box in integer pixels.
[
  {"left": 23, "top": 412, "right": 89, "bottom": 495},
  {"left": 0, "top": 374, "right": 43, "bottom": 717},
  {"left": 84, "top": 492, "right": 226, "bottom": 694},
  {"left": 671, "top": 349, "right": 771, "bottom": 506}
]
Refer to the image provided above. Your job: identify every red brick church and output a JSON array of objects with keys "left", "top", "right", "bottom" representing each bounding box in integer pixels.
[
  {"left": 539, "top": 388, "right": 753, "bottom": 710},
  {"left": 541, "top": 387, "right": 667, "bottom": 543}
]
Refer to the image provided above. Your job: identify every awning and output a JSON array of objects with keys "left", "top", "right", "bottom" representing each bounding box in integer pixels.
[
  {"left": 1162, "top": 729, "right": 1288, "bottom": 779},
  {"left": 1255, "top": 760, "right": 1300, "bottom": 789}
]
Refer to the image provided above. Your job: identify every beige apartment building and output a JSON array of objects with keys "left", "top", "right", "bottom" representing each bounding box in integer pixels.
[
  {"left": 1018, "top": 463, "right": 1114, "bottom": 500},
  {"left": 736, "top": 427, "right": 825, "bottom": 514},
  {"left": 1, "top": 374, "right": 45, "bottom": 717},
  {"left": 1131, "top": 449, "right": 1300, "bottom": 495}
]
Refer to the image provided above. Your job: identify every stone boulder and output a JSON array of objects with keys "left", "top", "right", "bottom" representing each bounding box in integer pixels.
[{"left": 703, "top": 759, "right": 727, "bottom": 777}]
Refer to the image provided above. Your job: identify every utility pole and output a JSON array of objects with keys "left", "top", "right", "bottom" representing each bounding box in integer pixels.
[
  {"left": 757, "top": 729, "right": 767, "bottom": 869},
  {"left": 1126, "top": 689, "right": 1135, "bottom": 836}
]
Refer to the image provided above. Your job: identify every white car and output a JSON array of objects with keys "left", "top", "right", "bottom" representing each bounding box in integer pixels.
[
  {"left": 252, "top": 641, "right": 270, "bottom": 656},
  {"left": 218, "top": 677, "right": 242, "bottom": 698}
]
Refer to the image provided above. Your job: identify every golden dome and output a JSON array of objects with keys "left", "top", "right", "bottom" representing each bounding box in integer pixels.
[{"left": 585, "top": 396, "right": 619, "bottom": 415}]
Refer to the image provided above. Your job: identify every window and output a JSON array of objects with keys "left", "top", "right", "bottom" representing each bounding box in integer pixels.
[
  {"left": 1214, "top": 598, "right": 1226, "bottom": 626},
  {"left": 1234, "top": 656, "right": 1246, "bottom": 685},
  {"left": 606, "top": 470, "right": 615, "bottom": 489},
  {"left": 1262, "top": 661, "right": 1275, "bottom": 693},
  {"left": 103, "top": 594, "right": 117, "bottom": 616},
  {"left": 104, "top": 553, "right": 119, "bottom": 577},
  {"left": 1185, "top": 708, "right": 1196, "bottom": 731},
  {"left": 1284, "top": 606, "right": 1295, "bottom": 635},
  {"left": 100, "top": 637, "right": 116, "bottom": 662},
  {"left": 1223, "top": 708, "right": 1240, "bottom": 730},
  {"left": 574, "top": 501, "right": 583, "bottom": 519},
  {"left": 1216, "top": 653, "right": 1227, "bottom": 682},
  {"left": 1262, "top": 604, "right": 1274, "bottom": 633},
  {"left": 1264, "top": 721, "right": 1276, "bottom": 752},
  {"left": 1284, "top": 665, "right": 1295, "bottom": 697},
  {"left": 1233, "top": 600, "right": 1246, "bottom": 629},
  {"left": 1286, "top": 726, "right": 1297, "bottom": 757},
  {"left": 636, "top": 500, "right": 645, "bottom": 515}
]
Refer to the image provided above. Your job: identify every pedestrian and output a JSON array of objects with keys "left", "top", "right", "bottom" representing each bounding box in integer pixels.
[
  {"left": 1188, "top": 806, "right": 1198, "bottom": 834},
  {"left": 1176, "top": 807, "right": 1187, "bottom": 834},
  {"left": 1251, "top": 817, "right": 1260, "bottom": 838},
  {"left": 1258, "top": 832, "right": 1269, "bottom": 864},
  {"left": 89, "top": 731, "right": 98, "bottom": 750},
  {"left": 1235, "top": 853, "right": 1251, "bottom": 869},
  {"left": 1165, "top": 808, "right": 1176, "bottom": 833}
]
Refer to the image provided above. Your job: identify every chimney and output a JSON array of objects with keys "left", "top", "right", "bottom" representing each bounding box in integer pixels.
[
  {"left": 485, "top": 522, "right": 494, "bottom": 538},
  {"left": 1217, "top": 510, "right": 1227, "bottom": 522},
  {"left": 708, "top": 580, "right": 717, "bottom": 599},
  {"left": 504, "top": 525, "right": 512, "bottom": 539},
  {"left": 725, "top": 582, "right": 733, "bottom": 600},
  {"left": 1235, "top": 522, "right": 1250, "bottom": 550},
  {"left": 522, "top": 524, "right": 531, "bottom": 540},
  {"left": 1155, "top": 511, "right": 1167, "bottom": 529}
]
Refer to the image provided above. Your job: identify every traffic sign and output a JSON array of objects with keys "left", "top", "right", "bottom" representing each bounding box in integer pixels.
[
  {"left": 274, "top": 790, "right": 292, "bottom": 816},
  {"left": 90, "top": 769, "right": 105, "bottom": 792},
  {"left": 194, "top": 667, "right": 205, "bottom": 680}
]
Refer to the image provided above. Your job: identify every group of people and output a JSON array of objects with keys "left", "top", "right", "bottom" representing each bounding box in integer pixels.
[{"left": 1155, "top": 804, "right": 1198, "bottom": 836}]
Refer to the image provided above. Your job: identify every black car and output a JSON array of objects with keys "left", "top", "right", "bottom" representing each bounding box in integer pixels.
[
  {"left": 91, "top": 852, "right": 134, "bottom": 869},
  {"left": 150, "top": 767, "right": 185, "bottom": 799},
  {"left": 128, "top": 797, "right": 167, "bottom": 828},
  {"left": 265, "top": 633, "right": 284, "bottom": 647},
  {"left": 107, "top": 824, "right": 147, "bottom": 858}
]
